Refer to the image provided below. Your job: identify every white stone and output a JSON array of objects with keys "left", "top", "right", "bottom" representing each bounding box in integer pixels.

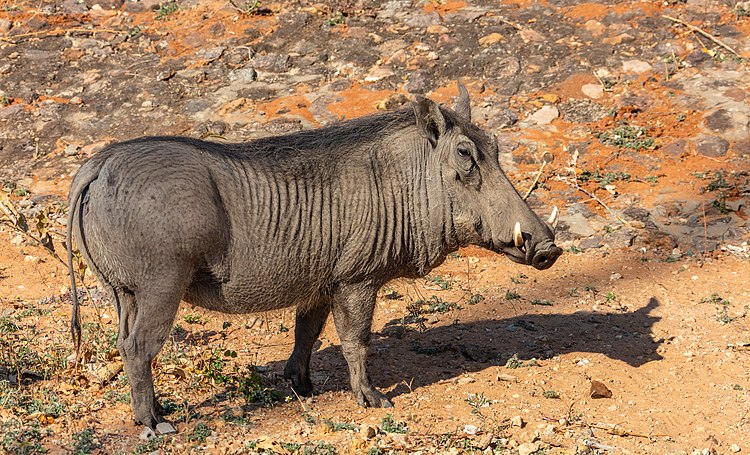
[
  {"left": 582, "top": 83, "right": 604, "bottom": 99},
  {"left": 622, "top": 59, "right": 652, "bottom": 74},
  {"left": 527, "top": 105, "right": 559, "bottom": 125}
]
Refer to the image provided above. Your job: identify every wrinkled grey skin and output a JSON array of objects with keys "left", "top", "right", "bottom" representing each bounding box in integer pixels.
[{"left": 67, "top": 88, "right": 561, "bottom": 431}]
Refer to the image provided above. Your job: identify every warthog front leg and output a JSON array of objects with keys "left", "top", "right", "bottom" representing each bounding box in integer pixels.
[
  {"left": 284, "top": 303, "right": 331, "bottom": 396},
  {"left": 115, "top": 285, "right": 181, "bottom": 432},
  {"left": 331, "top": 283, "right": 392, "bottom": 408}
]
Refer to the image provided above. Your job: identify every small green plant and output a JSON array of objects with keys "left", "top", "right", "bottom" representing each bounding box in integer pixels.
[
  {"left": 543, "top": 390, "right": 560, "bottom": 399},
  {"left": 595, "top": 123, "right": 654, "bottom": 150},
  {"left": 466, "top": 392, "right": 490, "bottom": 416},
  {"left": 229, "top": 0, "right": 262, "bottom": 14},
  {"left": 605, "top": 291, "right": 618, "bottom": 303},
  {"left": 322, "top": 418, "right": 358, "bottom": 432},
  {"left": 410, "top": 295, "right": 459, "bottom": 314},
  {"left": 326, "top": 11, "right": 346, "bottom": 26},
  {"left": 531, "top": 299, "right": 553, "bottom": 306},
  {"left": 645, "top": 175, "right": 660, "bottom": 184},
  {"left": 696, "top": 171, "right": 732, "bottom": 193},
  {"left": 676, "top": 113, "right": 686, "bottom": 122},
  {"left": 735, "top": 3, "right": 750, "bottom": 16},
  {"left": 368, "top": 448, "right": 385, "bottom": 455},
  {"left": 466, "top": 293, "right": 485, "bottom": 305},
  {"left": 188, "top": 422, "right": 212, "bottom": 443},
  {"left": 279, "top": 322, "right": 289, "bottom": 333},
  {"left": 510, "top": 273, "right": 528, "bottom": 284},
  {"left": 1, "top": 94, "right": 9, "bottom": 107},
  {"left": 505, "top": 290, "right": 521, "bottom": 300},
  {"left": 700, "top": 293, "right": 730, "bottom": 306},
  {"left": 578, "top": 169, "right": 632, "bottom": 188},
  {"left": 584, "top": 285, "right": 598, "bottom": 294},
  {"left": 734, "top": 384, "right": 744, "bottom": 391},
  {"left": 566, "top": 245, "right": 584, "bottom": 254},
  {"left": 1, "top": 420, "right": 47, "bottom": 455},
  {"left": 155, "top": 1, "right": 179, "bottom": 19},
  {"left": 183, "top": 313, "right": 204, "bottom": 324},
  {"left": 505, "top": 354, "right": 522, "bottom": 369},
  {"left": 569, "top": 288, "right": 580, "bottom": 297},
  {"left": 381, "top": 413, "right": 407, "bottom": 434},
  {"left": 281, "top": 442, "right": 302, "bottom": 452},
  {"left": 72, "top": 428, "right": 99, "bottom": 455},
  {"left": 426, "top": 275, "right": 452, "bottom": 290},
  {"left": 134, "top": 435, "right": 165, "bottom": 454}
]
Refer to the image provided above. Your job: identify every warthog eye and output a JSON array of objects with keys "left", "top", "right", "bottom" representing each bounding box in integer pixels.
[{"left": 457, "top": 145, "right": 472, "bottom": 157}]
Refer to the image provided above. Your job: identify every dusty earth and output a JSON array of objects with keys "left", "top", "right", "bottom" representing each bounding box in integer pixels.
[{"left": 1, "top": 0, "right": 750, "bottom": 453}]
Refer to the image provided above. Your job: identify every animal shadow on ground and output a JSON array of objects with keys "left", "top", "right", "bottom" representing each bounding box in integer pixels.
[{"left": 266, "top": 297, "right": 663, "bottom": 401}]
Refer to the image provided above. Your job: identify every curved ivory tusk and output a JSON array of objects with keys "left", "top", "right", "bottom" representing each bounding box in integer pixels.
[
  {"left": 513, "top": 222, "right": 524, "bottom": 247},
  {"left": 548, "top": 206, "right": 559, "bottom": 228}
]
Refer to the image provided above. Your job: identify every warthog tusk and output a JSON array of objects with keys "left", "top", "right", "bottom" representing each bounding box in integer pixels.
[
  {"left": 513, "top": 222, "right": 524, "bottom": 247},
  {"left": 548, "top": 206, "right": 559, "bottom": 228}
]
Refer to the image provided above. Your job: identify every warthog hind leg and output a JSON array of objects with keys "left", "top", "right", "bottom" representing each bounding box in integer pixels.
[{"left": 115, "top": 282, "right": 181, "bottom": 431}]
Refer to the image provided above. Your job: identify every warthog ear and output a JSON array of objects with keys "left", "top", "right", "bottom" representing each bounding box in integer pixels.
[
  {"left": 453, "top": 81, "right": 471, "bottom": 121},
  {"left": 413, "top": 96, "right": 446, "bottom": 148}
]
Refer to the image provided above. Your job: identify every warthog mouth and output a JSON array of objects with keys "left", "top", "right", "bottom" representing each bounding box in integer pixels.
[{"left": 498, "top": 241, "right": 562, "bottom": 270}]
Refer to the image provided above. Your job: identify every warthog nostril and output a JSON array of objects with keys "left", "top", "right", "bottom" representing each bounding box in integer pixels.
[{"left": 537, "top": 255, "right": 547, "bottom": 264}]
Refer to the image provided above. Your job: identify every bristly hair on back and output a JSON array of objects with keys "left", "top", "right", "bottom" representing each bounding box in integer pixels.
[{"left": 231, "top": 108, "right": 420, "bottom": 157}]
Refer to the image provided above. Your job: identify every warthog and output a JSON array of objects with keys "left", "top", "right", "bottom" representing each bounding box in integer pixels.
[{"left": 67, "top": 85, "right": 562, "bottom": 434}]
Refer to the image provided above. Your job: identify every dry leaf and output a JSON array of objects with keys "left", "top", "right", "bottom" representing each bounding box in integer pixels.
[{"left": 590, "top": 379, "right": 613, "bottom": 398}]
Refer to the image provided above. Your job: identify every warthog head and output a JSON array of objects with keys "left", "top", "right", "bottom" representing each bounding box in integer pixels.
[{"left": 414, "top": 84, "right": 562, "bottom": 270}]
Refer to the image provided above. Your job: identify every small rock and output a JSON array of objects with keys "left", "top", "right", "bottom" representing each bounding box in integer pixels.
[
  {"left": 694, "top": 136, "right": 729, "bottom": 157},
  {"left": 228, "top": 67, "right": 257, "bottom": 83},
  {"left": 510, "top": 415, "right": 524, "bottom": 428},
  {"left": 622, "top": 60, "right": 652, "bottom": 74},
  {"left": 404, "top": 69, "right": 432, "bottom": 94},
  {"left": 479, "top": 33, "right": 504, "bottom": 46},
  {"left": 517, "top": 442, "right": 540, "bottom": 455},
  {"left": 578, "top": 236, "right": 603, "bottom": 250},
  {"left": 156, "top": 422, "right": 177, "bottom": 434},
  {"left": 139, "top": 427, "right": 156, "bottom": 441},
  {"left": 361, "top": 424, "right": 376, "bottom": 440},
  {"left": 662, "top": 139, "right": 688, "bottom": 157},
  {"left": 704, "top": 109, "right": 734, "bottom": 133},
  {"left": 426, "top": 24, "right": 449, "bottom": 34},
  {"left": 609, "top": 272, "right": 622, "bottom": 281},
  {"left": 581, "top": 83, "right": 604, "bottom": 99},
  {"left": 253, "top": 53, "right": 291, "bottom": 73},
  {"left": 731, "top": 444, "right": 741, "bottom": 452},
  {"left": 497, "top": 373, "right": 519, "bottom": 382},
  {"left": 584, "top": 20, "right": 605, "bottom": 36},
  {"left": 464, "top": 424, "right": 479, "bottom": 435},
  {"left": 64, "top": 144, "right": 80, "bottom": 157},
  {"left": 457, "top": 376, "right": 476, "bottom": 385},
  {"left": 526, "top": 105, "right": 559, "bottom": 125}
]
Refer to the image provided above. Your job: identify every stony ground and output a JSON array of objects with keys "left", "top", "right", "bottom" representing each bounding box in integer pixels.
[{"left": 1, "top": 0, "right": 749, "bottom": 453}]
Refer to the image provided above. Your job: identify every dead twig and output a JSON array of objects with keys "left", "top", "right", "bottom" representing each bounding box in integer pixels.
[
  {"left": 523, "top": 161, "right": 546, "bottom": 201},
  {"left": 1, "top": 27, "right": 128, "bottom": 44},
  {"left": 561, "top": 151, "right": 628, "bottom": 225},
  {"left": 663, "top": 15, "right": 741, "bottom": 58}
]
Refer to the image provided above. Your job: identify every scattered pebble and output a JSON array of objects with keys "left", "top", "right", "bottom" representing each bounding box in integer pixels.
[
  {"left": 510, "top": 415, "right": 524, "bottom": 428},
  {"left": 517, "top": 442, "right": 540, "bottom": 455},
  {"left": 138, "top": 427, "right": 156, "bottom": 441},
  {"left": 526, "top": 105, "right": 559, "bottom": 126},
  {"left": 581, "top": 83, "right": 604, "bottom": 99}
]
